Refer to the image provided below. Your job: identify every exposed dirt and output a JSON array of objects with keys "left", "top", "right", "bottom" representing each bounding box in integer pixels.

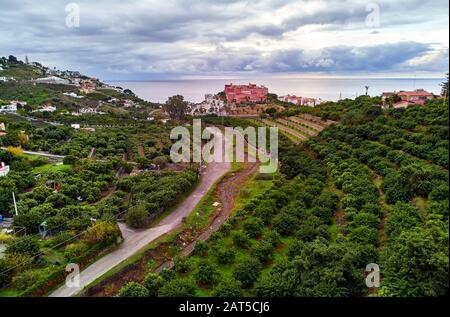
[{"left": 84, "top": 160, "right": 259, "bottom": 297}]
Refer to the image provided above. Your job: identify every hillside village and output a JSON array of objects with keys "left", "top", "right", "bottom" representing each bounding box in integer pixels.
[{"left": 0, "top": 56, "right": 448, "bottom": 300}]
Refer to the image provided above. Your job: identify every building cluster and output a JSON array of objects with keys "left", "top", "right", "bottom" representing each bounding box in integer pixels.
[
  {"left": 32, "top": 104, "right": 57, "bottom": 113},
  {"left": 188, "top": 94, "right": 226, "bottom": 116},
  {"left": 63, "top": 92, "right": 84, "bottom": 99},
  {"left": 0, "top": 76, "right": 14, "bottom": 82},
  {"left": 381, "top": 89, "right": 436, "bottom": 108},
  {"left": 277, "top": 94, "right": 324, "bottom": 107},
  {"left": 102, "top": 97, "right": 141, "bottom": 108},
  {"left": 224, "top": 83, "right": 268, "bottom": 105},
  {"left": 0, "top": 100, "right": 26, "bottom": 113},
  {"left": 71, "top": 107, "right": 106, "bottom": 116}
]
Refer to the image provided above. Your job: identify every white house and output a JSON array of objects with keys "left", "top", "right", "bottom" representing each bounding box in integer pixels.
[
  {"left": 0, "top": 104, "right": 17, "bottom": 113},
  {"left": 0, "top": 162, "right": 10, "bottom": 177},
  {"left": 71, "top": 124, "right": 81, "bottom": 129},
  {"left": 33, "top": 105, "right": 57, "bottom": 113},
  {"left": 0, "top": 122, "right": 5, "bottom": 131},
  {"left": 79, "top": 108, "right": 106, "bottom": 115},
  {"left": 0, "top": 76, "right": 13, "bottom": 82},
  {"left": 63, "top": 92, "right": 84, "bottom": 99},
  {"left": 34, "top": 76, "right": 70, "bottom": 85}
]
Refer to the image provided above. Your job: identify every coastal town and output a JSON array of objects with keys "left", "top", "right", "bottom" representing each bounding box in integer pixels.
[{"left": 0, "top": 54, "right": 448, "bottom": 301}]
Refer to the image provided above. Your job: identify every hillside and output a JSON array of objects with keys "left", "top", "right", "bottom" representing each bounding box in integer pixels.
[
  {"left": 111, "top": 98, "right": 449, "bottom": 298},
  {"left": 0, "top": 56, "right": 162, "bottom": 121}
]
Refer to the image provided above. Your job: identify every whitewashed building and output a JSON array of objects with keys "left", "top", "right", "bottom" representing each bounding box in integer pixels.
[
  {"left": 188, "top": 94, "right": 226, "bottom": 116},
  {"left": 0, "top": 162, "right": 10, "bottom": 177}
]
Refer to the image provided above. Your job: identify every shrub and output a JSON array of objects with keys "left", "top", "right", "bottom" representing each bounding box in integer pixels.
[
  {"left": 194, "top": 260, "right": 220, "bottom": 285},
  {"left": 232, "top": 231, "right": 251, "bottom": 249},
  {"left": 5, "top": 235, "right": 39, "bottom": 256},
  {"left": 351, "top": 213, "right": 380, "bottom": 229},
  {"left": 0, "top": 259, "right": 12, "bottom": 288},
  {"left": 240, "top": 188, "right": 251, "bottom": 198},
  {"left": 63, "top": 155, "right": 78, "bottom": 165},
  {"left": 125, "top": 205, "right": 149, "bottom": 228},
  {"left": 218, "top": 223, "right": 232, "bottom": 235},
  {"left": 11, "top": 269, "right": 43, "bottom": 292},
  {"left": 212, "top": 278, "right": 242, "bottom": 297},
  {"left": 159, "top": 268, "right": 176, "bottom": 282},
  {"left": 119, "top": 282, "right": 149, "bottom": 297},
  {"left": 242, "top": 218, "right": 264, "bottom": 238},
  {"left": 83, "top": 221, "right": 121, "bottom": 247},
  {"left": 193, "top": 240, "right": 209, "bottom": 256},
  {"left": 233, "top": 257, "right": 262, "bottom": 288},
  {"left": 349, "top": 226, "right": 378, "bottom": 245},
  {"left": 64, "top": 242, "right": 89, "bottom": 261},
  {"left": 173, "top": 256, "right": 192, "bottom": 273},
  {"left": 272, "top": 212, "right": 300, "bottom": 236},
  {"left": 251, "top": 240, "right": 274, "bottom": 263},
  {"left": 214, "top": 247, "right": 236, "bottom": 265},
  {"left": 264, "top": 230, "right": 281, "bottom": 247},
  {"left": 158, "top": 278, "right": 198, "bottom": 297},
  {"left": 48, "top": 231, "right": 74, "bottom": 249},
  {"left": 3, "top": 253, "right": 34, "bottom": 274},
  {"left": 143, "top": 273, "right": 166, "bottom": 297}
]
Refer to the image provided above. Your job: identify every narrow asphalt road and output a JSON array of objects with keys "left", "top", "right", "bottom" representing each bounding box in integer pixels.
[
  {"left": 0, "top": 147, "right": 66, "bottom": 159},
  {"left": 49, "top": 133, "right": 231, "bottom": 297}
]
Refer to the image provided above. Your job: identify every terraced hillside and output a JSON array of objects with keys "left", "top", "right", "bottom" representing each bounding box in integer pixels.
[
  {"left": 256, "top": 114, "right": 335, "bottom": 144},
  {"left": 115, "top": 98, "right": 448, "bottom": 298}
]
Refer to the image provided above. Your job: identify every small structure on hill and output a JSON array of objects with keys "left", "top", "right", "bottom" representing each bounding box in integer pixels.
[
  {"left": 381, "top": 89, "right": 435, "bottom": 108},
  {"left": 0, "top": 162, "right": 10, "bottom": 177}
]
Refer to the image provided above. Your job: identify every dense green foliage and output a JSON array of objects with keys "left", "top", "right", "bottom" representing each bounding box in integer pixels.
[{"left": 124, "top": 97, "right": 448, "bottom": 298}]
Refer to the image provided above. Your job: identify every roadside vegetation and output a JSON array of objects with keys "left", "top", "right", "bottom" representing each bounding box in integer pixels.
[{"left": 118, "top": 97, "right": 448, "bottom": 297}]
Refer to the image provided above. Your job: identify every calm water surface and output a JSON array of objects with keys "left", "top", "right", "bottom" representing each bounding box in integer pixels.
[{"left": 108, "top": 78, "right": 443, "bottom": 103}]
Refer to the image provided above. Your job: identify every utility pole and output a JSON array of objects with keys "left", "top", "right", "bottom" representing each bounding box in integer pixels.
[{"left": 12, "top": 192, "right": 18, "bottom": 216}]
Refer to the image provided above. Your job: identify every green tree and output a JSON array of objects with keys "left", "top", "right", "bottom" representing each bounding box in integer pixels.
[
  {"left": 125, "top": 205, "right": 149, "bottom": 228},
  {"left": 118, "top": 282, "right": 149, "bottom": 297},
  {"left": 232, "top": 257, "right": 262, "bottom": 288},
  {"left": 158, "top": 278, "right": 198, "bottom": 297},
  {"left": 212, "top": 278, "right": 242, "bottom": 297},
  {"left": 194, "top": 260, "right": 220, "bottom": 285},
  {"left": 143, "top": 273, "right": 166, "bottom": 297},
  {"left": 5, "top": 235, "right": 39, "bottom": 256},
  {"left": 381, "top": 223, "right": 449, "bottom": 296},
  {"left": 163, "top": 95, "right": 188, "bottom": 120}
]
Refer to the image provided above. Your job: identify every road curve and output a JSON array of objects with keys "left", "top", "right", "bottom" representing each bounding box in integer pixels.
[{"left": 49, "top": 159, "right": 231, "bottom": 297}]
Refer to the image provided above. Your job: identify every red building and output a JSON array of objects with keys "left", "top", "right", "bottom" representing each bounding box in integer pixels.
[
  {"left": 224, "top": 83, "right": 268, "bottom": 104},
  {"left": 382, "top": 89, "right": 435, "bottom": 108}
]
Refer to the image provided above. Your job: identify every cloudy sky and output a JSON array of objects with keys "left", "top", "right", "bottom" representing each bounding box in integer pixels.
[{"left": 0, "top": 0, "right": 448, "bottom": 80}]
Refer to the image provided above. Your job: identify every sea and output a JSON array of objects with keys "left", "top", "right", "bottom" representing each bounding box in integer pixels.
[{"left": 107, "top": 77, "right": 444, "bottom": 104}]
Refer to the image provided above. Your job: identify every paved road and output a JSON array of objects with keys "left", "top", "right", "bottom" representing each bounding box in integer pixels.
[
  {"left": 49, "top": 134, "right": 231, "bottom": 297},
  {"left": 0, "top": 147, "right": 66, "bottom": 159}
]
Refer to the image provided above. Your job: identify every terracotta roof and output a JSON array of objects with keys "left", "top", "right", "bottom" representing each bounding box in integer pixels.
[{"left": 397, "top": 90, "right": 434, "bottom": 96}]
